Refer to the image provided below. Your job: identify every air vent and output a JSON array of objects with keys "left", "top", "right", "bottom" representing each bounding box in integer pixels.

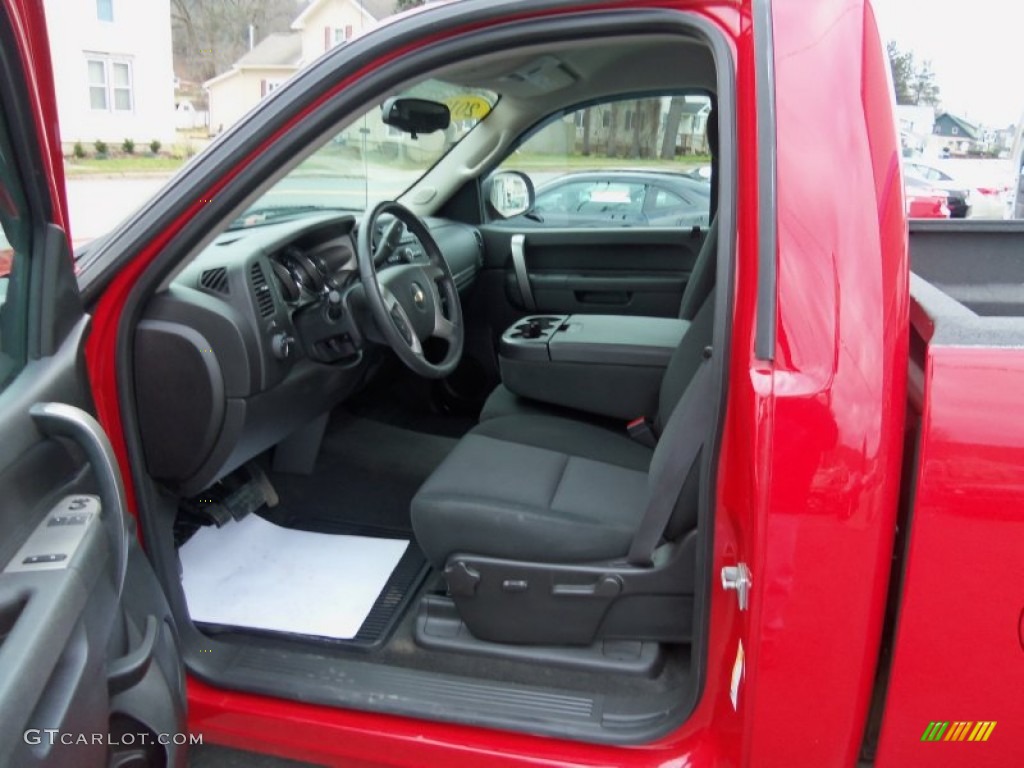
[
  {"left": 249, "top": 262, "right": 275, "bottom": 318},
  {"left": 198, "top": 267, "right": 229, "bottom": 294},
  {"left": 473, "top": 230, "right": 484, "bottom": 252}
]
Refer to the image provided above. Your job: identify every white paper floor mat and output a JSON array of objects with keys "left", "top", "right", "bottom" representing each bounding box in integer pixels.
[{"left": 179, "top": 514, "right": 409, "bottom": 640}]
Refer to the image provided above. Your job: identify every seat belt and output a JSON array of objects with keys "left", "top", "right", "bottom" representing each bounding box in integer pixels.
[{"left": 627, "top": 354, "right": 714, "bottom": 566}]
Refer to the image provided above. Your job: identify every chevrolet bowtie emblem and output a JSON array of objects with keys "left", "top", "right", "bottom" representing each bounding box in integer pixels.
[{"left": 411, "top": 283, "right": 426, "bottom": 309}]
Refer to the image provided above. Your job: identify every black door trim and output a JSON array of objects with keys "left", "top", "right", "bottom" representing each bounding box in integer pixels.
[{"left": 752, "top": 0, "right": 778, "bottom": 360}]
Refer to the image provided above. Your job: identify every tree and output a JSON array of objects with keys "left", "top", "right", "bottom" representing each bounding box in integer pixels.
[
  {"left": 396, "top": 0, "right": 427, "bottom": 9},
  {"left": 607, "top": 102, "right": 620, "bottom": 158},
  {"left": 643, "top": 99, "right": 662, "bottom": 157},
  {"left": 886, "top": 41, "right": 915, "bottom": 105},
  {"left": 660, "top": 97, "right": 684, "bottom": 159},
  {"left": 581, "top": 108, "right": 592, "bottom": 156},
  {"left": 629, "top": 99, "right": 643, "bottom": 158},
  {"left": 910, "top": 60, "right": 941, "bottom": 107},
  {"left": 886, "top": 41, "right": 941, "bottom": 107},
  {"left": 172, "top": 0, "right": 306, "bottom": 82}
]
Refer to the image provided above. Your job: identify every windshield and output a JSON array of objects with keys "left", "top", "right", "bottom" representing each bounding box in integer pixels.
[{"left": 233, "top": 80, "right": 496, "bottom": 228}]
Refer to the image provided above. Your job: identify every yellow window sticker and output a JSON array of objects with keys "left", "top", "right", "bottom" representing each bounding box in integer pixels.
[{"left": 445, "top": 95, "right": 492, "bottom": 122}]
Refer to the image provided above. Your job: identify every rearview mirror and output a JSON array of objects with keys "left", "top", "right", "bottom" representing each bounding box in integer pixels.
[
  {"left": 487, "top": 171, "right": 535, "bottom": 219},
  {"left": 380, "top": 97, "right": 450, "bottom": 138}
]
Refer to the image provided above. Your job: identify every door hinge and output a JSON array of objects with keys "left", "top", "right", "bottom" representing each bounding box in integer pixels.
[{"left": 721, "top": 563, "right": 752, "bottom": 611}]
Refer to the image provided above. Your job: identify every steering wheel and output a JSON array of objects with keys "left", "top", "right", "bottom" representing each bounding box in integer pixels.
[{"left": 357, "top": 201, "right": 464, "bottom": 379}]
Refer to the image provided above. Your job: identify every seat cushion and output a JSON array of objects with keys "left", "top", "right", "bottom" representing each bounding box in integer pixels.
[
  {"left": 479, "top": 384, "right": 561, "bottom": 422},
  {"left": 479, "top": 384, "right": 635, "bottom": 429},
  {"left": 411, "top": 434, "right": 648, "bottom": 568},
  {"left": 473, "top": 413, "right": 652, "bottom": 472}
]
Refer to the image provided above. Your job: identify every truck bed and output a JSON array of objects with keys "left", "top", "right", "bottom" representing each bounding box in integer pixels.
[
  {"left": 910, "top": 219, "right": 1024, "bottom": 319},
  {"left": 873, "top": 220, "right": 1024, "bottom": 765}
]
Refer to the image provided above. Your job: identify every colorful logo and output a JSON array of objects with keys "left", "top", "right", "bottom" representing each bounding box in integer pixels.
[{"left": 921, "top": 721, "right": 996, "bottom": 742}]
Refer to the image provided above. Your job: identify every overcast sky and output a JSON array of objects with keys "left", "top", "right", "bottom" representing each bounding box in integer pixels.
[{"left": 871, "top": 0, "right": 1022, "bottom": 127}]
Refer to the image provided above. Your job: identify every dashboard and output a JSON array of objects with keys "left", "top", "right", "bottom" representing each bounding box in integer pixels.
[{"left": 134, "top": 211, "right": 483, "bottom": 497}]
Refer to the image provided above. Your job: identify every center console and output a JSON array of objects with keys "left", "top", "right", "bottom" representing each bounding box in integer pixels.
[{"left": 498, "top": 314, "right": 689, "bottom": 420}]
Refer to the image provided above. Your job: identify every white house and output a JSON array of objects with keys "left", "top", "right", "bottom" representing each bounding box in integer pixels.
[
  {"left": 175, "top": 100, "right": 208, "bottom": 131},
  {"left": 531, "top": 96, "right": 712, "bottom": 158},
  {"left": 43, "top": 0, "right": 176, "bottom": 149},
  {"left": 205, "top": 0, "right": 395, "bottom": 134},
  {"left": 895, "top": 105, "right": 935, "bottom": 156}
]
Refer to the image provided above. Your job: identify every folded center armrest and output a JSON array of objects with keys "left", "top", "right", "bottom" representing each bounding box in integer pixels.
[{"left": 498, "top": 314, "right": 689, "bottom": 422}]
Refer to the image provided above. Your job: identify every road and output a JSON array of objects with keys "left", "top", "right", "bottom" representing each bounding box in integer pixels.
[
  {"left": 66, "top": 176, "right": 169, "bottom": 244},
  {"left": 65, "top": 174, "right": 401, "bottom": 245}
]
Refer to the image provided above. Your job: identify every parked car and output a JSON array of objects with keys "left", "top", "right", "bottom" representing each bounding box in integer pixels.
[
  {"left": 524, "top": 170, "right": 711, "bottom": 227},
  {"left": 905, "top": 161, "right": 971, "bottom": 217},
  {"left": 906, "top": 160, "right": 1009, "bottom": 219},
  {"left": 905, "top": 175, "right": 950, "bottom": 218},
  {"left": 904, "top": 175, "right": 951, "bottom": 219},
  {"left": 683, "top": 164, "right": 712, "bottom": 182},
  {"left": 2, "top": 1, "right": 1022, "bottom": 767}
]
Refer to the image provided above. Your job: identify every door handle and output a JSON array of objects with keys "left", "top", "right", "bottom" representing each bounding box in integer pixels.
[
  {"left": 108, "top": 615, "right": 159, "bottom": 695},
  {"left": 30, "top": 403, "right": 130, "bottom": 602},
  {"left": 510, "top": 234, "right": 536, "bottom": 310}
]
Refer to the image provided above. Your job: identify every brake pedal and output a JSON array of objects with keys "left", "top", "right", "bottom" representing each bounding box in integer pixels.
[
  {"left": 184, "top": 463, "right": 279, "bottom": 527},
  {"left": 221, "top": 464, "right": 278, "bottom": 521}
]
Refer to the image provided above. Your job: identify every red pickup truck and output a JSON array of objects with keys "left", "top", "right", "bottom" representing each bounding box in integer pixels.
[{"left": 0, "top": 1, "right": 1021, "bottom": 767}]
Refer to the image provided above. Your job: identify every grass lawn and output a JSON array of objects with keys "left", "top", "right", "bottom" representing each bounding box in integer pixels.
[
  {"left": 64, "top": 155, "right": 189, "bottom": 175},
  {"left": 62, "top": 150, "right": 710, "bottom": 177}
]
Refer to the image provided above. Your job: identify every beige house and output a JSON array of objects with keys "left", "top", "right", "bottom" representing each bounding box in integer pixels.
[
  {"left": 204, "top": 34, "right": 302, "bottom": 133},
  {"left": 204, "top": 0, "right": 395, "bottom": 134},
  {"left": 292, "top": 0, "right": 395, "bottom": 61}
]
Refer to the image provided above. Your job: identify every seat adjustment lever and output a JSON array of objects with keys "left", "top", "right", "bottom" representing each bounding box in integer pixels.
[
  {"left": 444, "top": 561, "right": 481, "bottom": 597},
  {"left": 552, "top": 574, "right": 622, "bottom": 598}
]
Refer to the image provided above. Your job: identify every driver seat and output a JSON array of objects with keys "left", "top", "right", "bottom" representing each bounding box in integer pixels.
[{"left": 410, "top": 293, "right": 715, "bottom": 645}]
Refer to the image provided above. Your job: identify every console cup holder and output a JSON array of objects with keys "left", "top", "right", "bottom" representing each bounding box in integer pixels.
[{"left": 508, "top": 316, "right": 564, "bottom": 340}]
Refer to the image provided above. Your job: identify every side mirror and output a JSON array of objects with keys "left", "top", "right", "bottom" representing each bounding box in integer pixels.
[
  {"left": 487, "top": 171, "right": 535, "bottom": 219},
  {"left": 380, "top": 97, "right": 450, "bottom": 138}
]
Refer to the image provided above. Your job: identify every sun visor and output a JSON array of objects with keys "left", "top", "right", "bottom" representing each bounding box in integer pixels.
[{"left": 498, "top": 56, "right": 578, "bottom": 97}]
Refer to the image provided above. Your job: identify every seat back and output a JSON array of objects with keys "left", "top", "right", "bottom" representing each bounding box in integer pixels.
[
  {"left": 678, "top": 105, "right": 718, "bottom": 322},
  {"left": 678, "top": 216, "right": 717, "bottom": 321},
  {"left": 656, "top": 292, "right": 715, "bottom": 432},
  {"left": 651, "top": 293, "right": 715, "bottom": 539},
  {"left": 650, "top": 105, "right": 718, "bottom": 540}
]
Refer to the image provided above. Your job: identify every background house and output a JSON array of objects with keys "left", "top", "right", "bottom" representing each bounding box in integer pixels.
[
  {"left": 896, "top": 104, "right": 935, "bottom": 155},
  {"left": 43, "top": 0, "right": 176, "bottom": 149},
  {"left": 204, "top": 0, "right": 396, "bottom": 134},
  {"left": 987, "top": 125, "right": 1016, "bottom": 157},
  {"left": 933, "top": 112, "right": 980, "bottom": 155},
  {"left": 204, "top": 34, "right": 302, "bottom": 134},
  {"left": 291, "top": 0, "right": 396, "bottom": 63},
  {"left": 528, "top": 96, "right": 712, "bottom": 159},
  {"left": 669, "top": 100, "right": 712, "bottom": 154}
]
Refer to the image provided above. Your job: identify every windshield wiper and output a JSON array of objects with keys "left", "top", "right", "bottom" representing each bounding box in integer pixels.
[{"left": 227, "top": 205, "right": 353, "bottom": 231}]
